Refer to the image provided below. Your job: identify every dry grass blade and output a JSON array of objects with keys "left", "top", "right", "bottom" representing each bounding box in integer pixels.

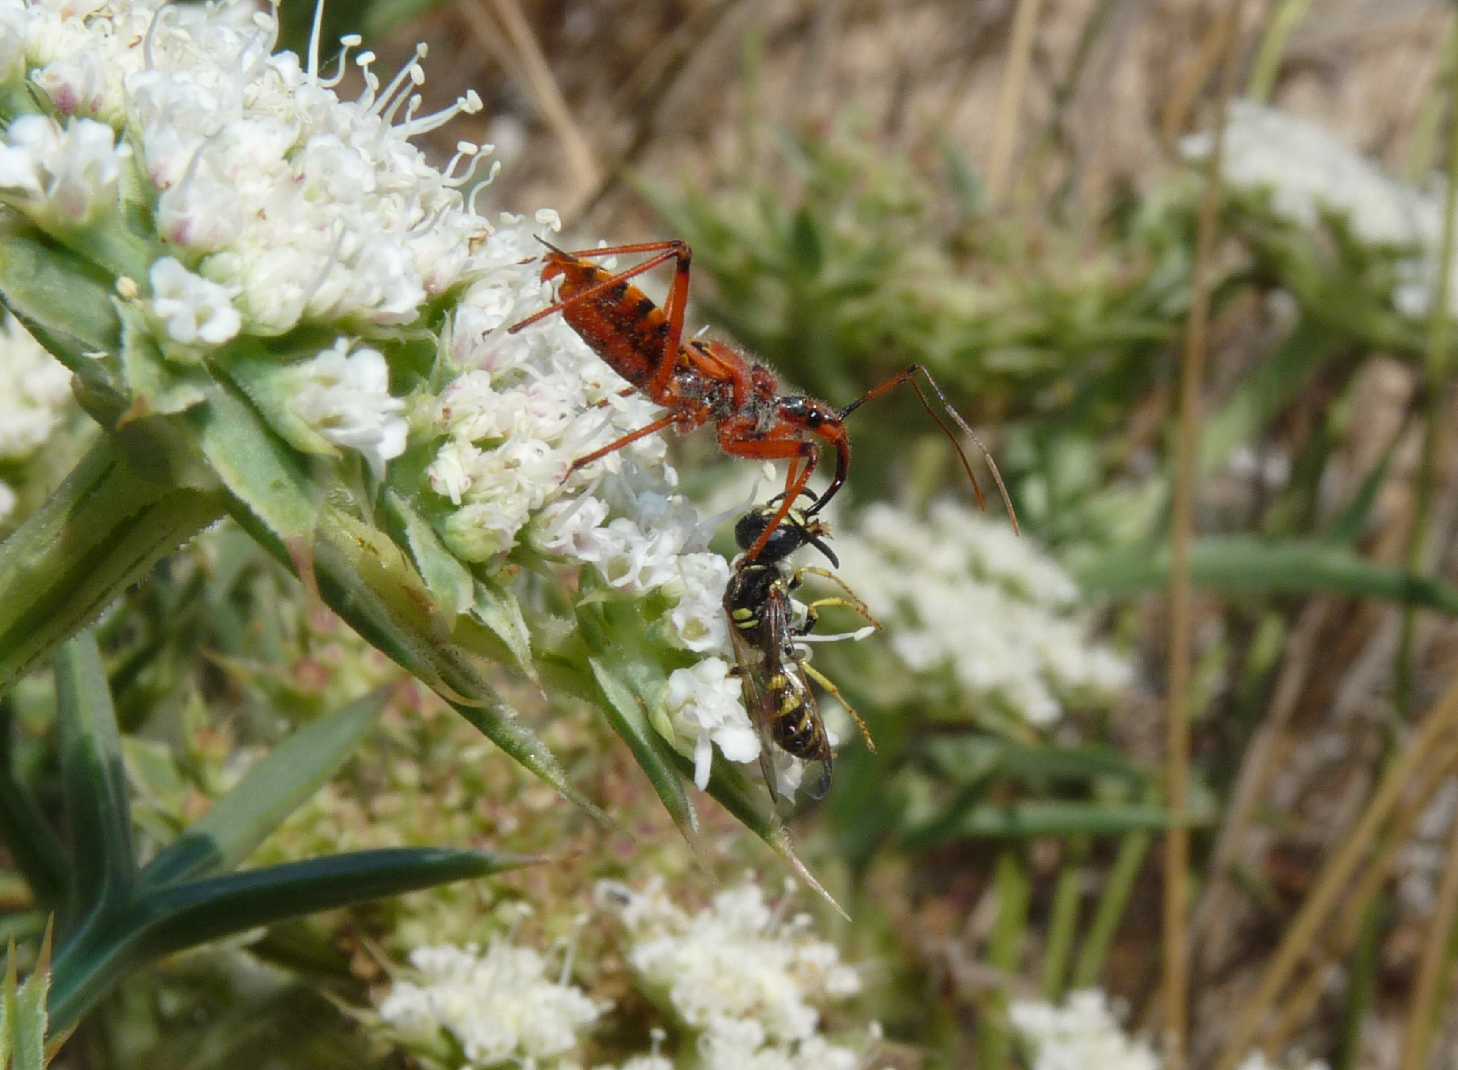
[
  {"left": 985, "top": 0, "right": 1044, "bottom": 205},
  {"left": 1162, "top": 6, "right": 1247, "bottom": 1066},
  {"left": 1214, "top": 674, "right": 1458, "bottom": 1070}
]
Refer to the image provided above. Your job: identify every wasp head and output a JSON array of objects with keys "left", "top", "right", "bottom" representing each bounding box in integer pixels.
[{"left": 734, "top": 505, "right": 838, "bottom": 568}]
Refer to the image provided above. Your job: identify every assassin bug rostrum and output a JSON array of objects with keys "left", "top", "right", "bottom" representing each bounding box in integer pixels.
[
  {"left": 724, "top": 499, "right": 877, "bottom": 802},
  {"left": 505, "top": 239, "right": 1020, "bottom": 559}
]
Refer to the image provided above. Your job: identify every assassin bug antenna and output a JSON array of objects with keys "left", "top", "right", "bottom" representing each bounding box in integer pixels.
[{"left": 835, "top": 363, "right": 1021, "bottom": 536}]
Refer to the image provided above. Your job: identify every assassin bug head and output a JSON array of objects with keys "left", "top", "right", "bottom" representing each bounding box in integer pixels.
[
  {"left": 772, "top": 396, "right": 852, "bottom": 519},
  {"left": 735, "top": 504, "right": 839, "bottom": 568}
]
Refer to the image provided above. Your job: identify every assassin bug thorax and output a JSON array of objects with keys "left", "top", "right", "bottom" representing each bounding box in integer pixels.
[
  {"left": 724, "top": 500, "right": 877, "bottom": 802},
  {"left": 505, "top": 239, "right": 1020, "bottom": 560}
]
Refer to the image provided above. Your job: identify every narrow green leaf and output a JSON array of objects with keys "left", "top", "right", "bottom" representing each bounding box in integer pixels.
[
  {"left": 305, "top": 507, "right": 606, "bottom": 823},
  {"left": 788, "top": 206, "right": 824, "bottom": 277},
  {"left": 13, "top": 948, "right": 48, "bottom": 1070},
  {"left": 1077, "top": 535, "right": 1458, "bottom": 614},
  {"left": 141, "top": 689, "right": 389, "bottom": 887},
  {"left": 659, "top": 744, "right": 845, "bottom": 917},
  {"left": 587, "top": 655, "right": 698, "bottom": 842},
  {"left": 0, "top": 939, "right": 14, "bottom": 1070},
  {"left": 1200, "top": 318, "right": 1338, "bottom": 476},
  {"left": 924, "top": 737, "right": 1151, "bottom": 788},
  {"left": 905, "top": 800, "right": 1197, "bottom": 847},
  {"left": 117, "top": 304, "right": 207, "bottom": 417},
  {"left": 384, "top": 489, "right": 474, "bottom": 622},
  {"left": 470, "top": 576, "right": 537, "bottom": 680},
  {"left": 0, "top": 218, "right": 123, "bottom": 372},
  {"left": 138, "top": 848, "right": 535, "bottom": 956},
  {"left": 49, "top": 848, "right": 536, "bottom": 1035},
  {"left": 54, "top": 631, "right": 135, "bottom": 906},
  {"left": 0, "top": 442, "right": 223, "bottom": 692},
  {"left": 1325, "top": 441, "right": 1397, "bottom": 545},
  {"left": 192, "top": 377, "right": 321, "bottom": 549}
]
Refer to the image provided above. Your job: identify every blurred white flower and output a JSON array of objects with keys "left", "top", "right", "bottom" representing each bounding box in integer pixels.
[
  {"left": 1012, "top": 991, "right": 1328, "bottom": 1070},
  {"left": 1011, "top": 991, "right": 1159, "bottom": 1070},
  {"left": 289, "top": 338, "right": 407, "bottom": 479},
  {"left": 0, "top": 313, "right": 72, "bottom": 459},
  {"left": 832, "top": 500, "right": 1132, "bottom": 727},
  {"left": 379, "top": 939, "right": 607, "bottom": 1068},
  {"left": 599, "top": 878, "right": 862, "bottom": 1068},
  {"left": 1183, "top": 100, "right": 1453, "bottom": 319}
]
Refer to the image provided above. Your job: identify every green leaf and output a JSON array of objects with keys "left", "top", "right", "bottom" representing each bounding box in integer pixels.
[
  {"left": 220, "top": 343, "right": 342, "bottom": 462},
  {"left": 1078, "top": 535, "right": 1458, "bottom": 614},
  {"left": 0, "top": 444, "right": 222, "bottom": 693},
  {"left": 469, "top": 576, "right": 537, "bottom": 680},
  {"left": 923, "top": 737, "right": 1151, "bottom": 789},
  {"left": 300, "top": 506, "right": 606, "bottom": 823},
  {"left": 49, "top": 848, "right": 535, "bottom": 1035},
  {"left": 586, "top": 655, "right": 698, "bottom": 842},
  {"left": 1200, "top": 318, "right": 1339, "bottom": 476},
  {"left": 660, "top": 742, "right": 846, "bottom": 918},
  {"left": 13, "top": 936, "right": 50, "bottom": 1070},
  {"left": 904, "top": 800, "right": 1199, "bottom": 847},
  {"left": 141, "top": 689, "right": 389, "bottom": 887},
  {"left": 54, "top": 631, "right": 135, "bottom": 907},
  {"left": 385, "top": 489, "right": 474, "bottom": 622},
  {"left": 138, "top": 848, "right": 534, "bottom": 956},
  {"left": 192, "top": 376, "right": 321, "bottom": 551},
  {"left": 117, "top": 304, "right": 207, "bottom": 417},
  {"left": 0, "top": 218, "right": 122, "bottom": 374}
]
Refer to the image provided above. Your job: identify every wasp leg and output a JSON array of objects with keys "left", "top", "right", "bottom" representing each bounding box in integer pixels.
[{"left": 800, "top": 661, "right": 876, "bottom": 753}]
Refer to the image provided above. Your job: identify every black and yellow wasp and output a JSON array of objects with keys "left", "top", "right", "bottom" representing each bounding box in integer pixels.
[{"left": 723, "top": 501, "right": 878, "bottom": 802}]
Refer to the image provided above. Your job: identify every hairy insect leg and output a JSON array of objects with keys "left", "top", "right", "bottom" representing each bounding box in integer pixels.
[
  {"left": 744, "top": 446, "right": 820, "bottom": 562},
  {"left": 800, "top": 661, "right": 876, "bottom": 753},
  {"left": 559, "top": 411, "right": 682, "bottom": 482}
]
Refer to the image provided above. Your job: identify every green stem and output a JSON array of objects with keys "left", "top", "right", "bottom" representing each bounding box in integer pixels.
[
  {"left": 1072, "top": 828, "right": 1152, "bottom": 988},
  {"left": 1041, "top": 837, "right": 1088, "bottom": 1000},
  {"left": 975, "top": 849, "right": 1030, "bottom": 1070},
  {"left": 1245, "top": 0, "right": 1312, "bottom": 104},
  {"left": 0, "top": 440, "right": 224, "bottom": 693}
]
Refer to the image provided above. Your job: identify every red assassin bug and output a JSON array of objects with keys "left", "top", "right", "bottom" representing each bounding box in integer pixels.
[{"left": 505, "top": 238, "right": 1019, "bottom": 557}]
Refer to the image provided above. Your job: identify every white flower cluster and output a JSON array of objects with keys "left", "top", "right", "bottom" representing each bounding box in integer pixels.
[
  {"left": 1, "top": 0, "right": 762, "bottom": 785},
  {"left": 422, "top": 223, "right": 762, "bottom": 783},
  {"left": 598, "top": 878, "right": 862, "bottom": 1070},
  {"left": 0, "top": 312, "right": 74, "bottom": 524},
  {"left": 1182, "top": 100, "right": 1452, "bottom": 318},
  {"left": 832, "top": 500, "right": 1132, "bottom": 726},
  {"left": 378, "top": 939, "right": 607, "bottom": 1068},
  {"left": 1012, "top": 990, "right": 1327, "bottom": 1070},
  {"left": 1011, "top": 991, "right": 1159, "bottom": 1070}
]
